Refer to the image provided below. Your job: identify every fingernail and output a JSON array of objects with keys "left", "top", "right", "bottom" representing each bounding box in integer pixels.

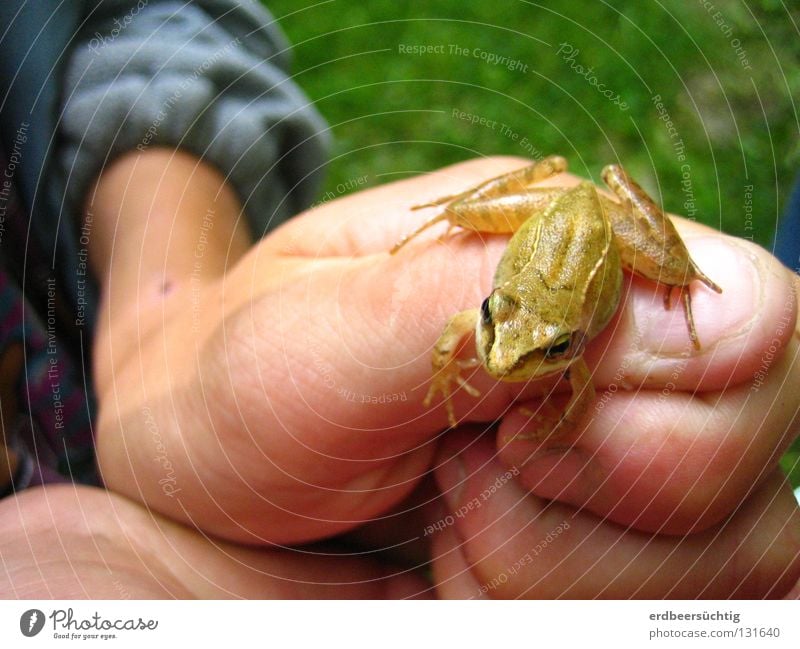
[{"left": 631, "top": 237, "right": 759, "bottom": 354}]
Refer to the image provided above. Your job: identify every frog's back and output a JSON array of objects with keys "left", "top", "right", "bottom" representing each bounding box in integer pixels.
[{"left": 494, "top": 182, "right": 622, "bottom": 333}]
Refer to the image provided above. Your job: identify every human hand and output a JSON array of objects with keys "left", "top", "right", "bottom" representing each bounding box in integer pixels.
[
  {"left": 93, "top": 153, "right": 549, "bottom": 545},
  {"left": 92, "top": 152, "right": 800, "bottom": 604}
]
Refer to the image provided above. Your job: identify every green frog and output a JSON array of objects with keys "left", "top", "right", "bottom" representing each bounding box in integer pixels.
[{"left": 392, "top": 156, "right": 722, "bottom": 439}]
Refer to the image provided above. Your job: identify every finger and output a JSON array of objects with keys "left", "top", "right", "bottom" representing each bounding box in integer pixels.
[
  {"left": 339, "top": 473, "right": 443, "bottom": 568},
  {"left": 239, "top": 157, "right": 542, "bottom": 436},
  {"left": 498, "top": 309, "right": 800, "bottom": 534},
  {"left": 431, "top": 513, "right": 491, "bottom": 599},
  {"left": 586, "top": 233, "right": 798, "bottom": 392},
  {"left": 434, "top": 432, "right": 800, "bottom": 598},
  {"left": 0, "top": 485, "right": 431, "bottom": 599}
]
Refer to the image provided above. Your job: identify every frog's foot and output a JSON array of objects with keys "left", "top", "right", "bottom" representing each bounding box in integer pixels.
[
  {"left": 516, "top": 401, "right": 572, "bottom": 441},
  {"left": 665, "top": 258, "right": 723, "bottom": 349},
  {"left": 424, "top": 309, "right": 481, "bottom": 427},
  {"left": 688, "top": 257, "right": 723, "bottom": 295},
  {"left": 663, "top": 284, "right": 674, "bottom": 310},
  {"left": 424, "top": 358, "right": 481, "bottom": 427},
  {"left": 512, "top": 359, "right": 594, "bottom": 441},
  {"left": 390, "top": 210, "right": 450, "bottom": 254},
  {"left": 392, "top": 190, "right": 477, "bottom": 254},
  {"left": 664, "top": 283, "right": 718, "bottom": 351}
]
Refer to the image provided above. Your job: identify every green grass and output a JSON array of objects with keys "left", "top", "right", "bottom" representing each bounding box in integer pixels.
[
  {"left": 267, "top": 0, "right": 799, "bottom": 247},
  {"left": 266, "top": 0, "right": 800, "bottom": 487}
]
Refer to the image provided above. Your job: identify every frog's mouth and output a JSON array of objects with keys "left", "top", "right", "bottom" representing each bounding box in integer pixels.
[{"left": 484, "top": 330, "right": 585, "bottom": 382}]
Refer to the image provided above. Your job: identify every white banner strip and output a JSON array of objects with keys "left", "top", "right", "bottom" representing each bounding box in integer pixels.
[{"left": 0, "top": 600, "right": 797, "bottom": 647}]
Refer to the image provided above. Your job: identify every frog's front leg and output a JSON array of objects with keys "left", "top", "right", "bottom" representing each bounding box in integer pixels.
[
  {"left": 601, "top": 165, "right": 722, "bottom": 348},
  {"left": 517, "top": 357, "right": 594, "bottom": 441},
  {"left": 391, "top": 156, "right": 568, "bottom": 254},
  {"left": 424, "top": 308, "right": 482, "bottom": 427}
]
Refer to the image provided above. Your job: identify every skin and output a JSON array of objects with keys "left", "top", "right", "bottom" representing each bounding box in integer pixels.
[
  {"left": 432, "top": 430, "right": 800, "bottom": 598},
  {"left": 2, "top": 150, "right": 797, "bottom": 598},
  {"left": 0, "top": 484, "right": 428, "bottom": 599}
]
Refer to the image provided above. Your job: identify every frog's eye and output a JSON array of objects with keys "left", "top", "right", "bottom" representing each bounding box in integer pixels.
[
  {"left": 480, "top": 296, "right": 492, "bottom": 325},
  {"left": 545, "top": 334, "right": 571, "bottom": 358}
]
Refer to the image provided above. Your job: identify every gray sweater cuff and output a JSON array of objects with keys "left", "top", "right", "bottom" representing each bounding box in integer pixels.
[{"left": 60, "top": 0, "right": 329, "bottom": 235}]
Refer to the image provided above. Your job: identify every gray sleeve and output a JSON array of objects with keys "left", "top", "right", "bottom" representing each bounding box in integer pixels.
[{"left": 59, "top": 0, "right": 329, "bottom": 235}]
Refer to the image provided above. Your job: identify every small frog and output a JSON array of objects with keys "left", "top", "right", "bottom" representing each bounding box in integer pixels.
[{"left": 392, "top": 156, "right": 722, "bottom": 439}]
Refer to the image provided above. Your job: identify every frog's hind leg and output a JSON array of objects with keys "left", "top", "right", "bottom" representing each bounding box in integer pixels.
[
  {"left": 679, "top": 288, "right": 699, "bottom": 349},
  {"left": 444, "top": 187, "right": 570, "bottom": 238},
  {"left": 446, "top": 155, "right": 567, "bottom": 203},
  {"left": 393, "top": 156, "right": 569, "bottom": 254},
  {"left": 390, "top": 210, "right": 454, "bottom": 254},
  {"left": 600, "top": 164, "right": 722, "bottom": 349},
  {"left": 663, "top": 272, "right": 715, "bottom": 349},
  {"left": 412, "top": 155, "right": 568, "bottom": 210}
]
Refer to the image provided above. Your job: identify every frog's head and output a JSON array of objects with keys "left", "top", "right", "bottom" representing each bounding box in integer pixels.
[{"left": 476, "top": 288, "right": 584, "bottom": 381}]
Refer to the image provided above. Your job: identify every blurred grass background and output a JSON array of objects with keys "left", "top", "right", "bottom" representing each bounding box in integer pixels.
[{"left": 265, "top": 0, "right": 800, "bottom": 486}]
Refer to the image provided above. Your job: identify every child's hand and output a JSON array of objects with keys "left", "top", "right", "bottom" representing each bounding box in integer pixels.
[
  {"left": 431, "top": 428, "right": 800, "bottom": 598},
  {"left": 90, "top": 151, "right": 800, "bottom": 602}
]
